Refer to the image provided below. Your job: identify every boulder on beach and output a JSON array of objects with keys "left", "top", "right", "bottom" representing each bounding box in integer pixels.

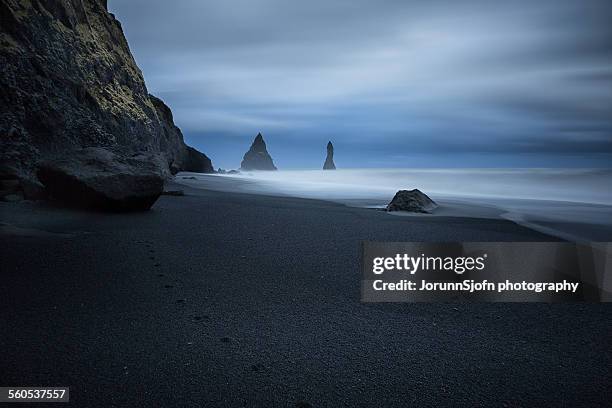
[
  {"left": 386, "top": 189, "right": 437, "bottom": 213},
  {"left": 323, "top": 141, "right": 336, "bottom": 170},
  {"left": 161, "top": 189, "right": 185, "bottom": 196},
  {"left": 37, "top": 147, "right": 165, "bottom": 211},
  {"left": 240, "top": 133, "right": 277, "bottom": 171},
  {"left": 0, "top": 176, "right": 46, "bottom": 202}
]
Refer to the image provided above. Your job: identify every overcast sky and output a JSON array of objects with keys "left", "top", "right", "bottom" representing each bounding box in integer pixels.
[{"left": 109, "top": 0, "right": 612, "bottom": 169}]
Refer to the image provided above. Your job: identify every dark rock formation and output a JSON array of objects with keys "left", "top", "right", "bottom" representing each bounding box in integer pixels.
[
  {"left": 216, "top": 168, "right": 240, "bottom": 175},
  {"left": 0, "top": 179, "right": 22, "bottom": 202},
  {"left": 386, "top": 189, "right": 437, "bottom": 213},
  {"left": 147, "top": 95, "right": 213, "bottom": 173},
  {"left": 37, "top": 147, "right": 164, "bottom": 211},
  {"left": 182, "top": 146, "right": 213, "bottom": 174},
  {"left": 161, "top": 189, "right": 185, "bottom": 196},
  {"left": 0, "top": 176, "right": 46, "bottom": 201},
  {"left": 0, "top": 0, "right": 213, "bottom": 199},
  {"left": 240, "top": 133, "right": 277, "bottom": 171},
  {"left": 323, "top": 141, "right": 336, "bottom": 170}
]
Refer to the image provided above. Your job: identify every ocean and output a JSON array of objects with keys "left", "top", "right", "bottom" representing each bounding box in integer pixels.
[{"left": 180, "top": 168, "right": 612, "bottom": 241}]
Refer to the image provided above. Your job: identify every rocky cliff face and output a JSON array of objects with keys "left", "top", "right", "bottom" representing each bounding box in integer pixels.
[
  {"left": 0, "top": 0, "right": 213, "bottom": 188},
  {"left": 240, "top": 133, "right": 277, "bottom": 171},
  {"left": 323, "top": 141, "right": 336, "bottom": 170}
]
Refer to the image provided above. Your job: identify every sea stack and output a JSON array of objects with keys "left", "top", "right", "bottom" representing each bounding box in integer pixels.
[
  {"left": 240, "top": 133, "right": 277, "bottom": 170},
  {"left": 323, "top": 141, "right": 336, "bottom": 170}
]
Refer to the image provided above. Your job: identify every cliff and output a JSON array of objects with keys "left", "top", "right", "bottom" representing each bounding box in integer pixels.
[{"left": 0, "top": 0, "right": 213, "bottom": 189}]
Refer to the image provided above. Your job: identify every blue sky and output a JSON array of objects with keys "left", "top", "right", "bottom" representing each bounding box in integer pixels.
[{"left": 109, "top": 0, "right": 612, "bottom": 169}]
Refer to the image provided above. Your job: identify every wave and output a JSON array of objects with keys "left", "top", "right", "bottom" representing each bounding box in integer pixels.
[{"left": 179, "top": 168, "right": 612, "bottom": 241}]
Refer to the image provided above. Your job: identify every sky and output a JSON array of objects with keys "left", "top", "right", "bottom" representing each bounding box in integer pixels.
[{"left": 109, "top": 0, "right": 612, "bottom": 169}]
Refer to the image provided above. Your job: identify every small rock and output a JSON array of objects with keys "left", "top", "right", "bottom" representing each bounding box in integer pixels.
[
  {"left": 161, "top": 190, "right": 184, "bottom": 196},
  {"left": 1, "top": 193, "right": 23, "bottom": 202},
  {"left": 386, "top": 189, "right": 437, "bottom": 213}
]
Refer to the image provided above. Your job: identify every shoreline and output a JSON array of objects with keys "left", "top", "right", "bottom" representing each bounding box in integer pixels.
[
  {"left": 0, "top": 182, "right": 557, "bottom": 241},
  {"left": 175, "top": 172, "right": 612, "bottom": 242}
]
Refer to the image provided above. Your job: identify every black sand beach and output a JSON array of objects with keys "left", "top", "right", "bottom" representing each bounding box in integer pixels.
[{"left": 1, "top": 186, "right": 611, "bottom": 407}]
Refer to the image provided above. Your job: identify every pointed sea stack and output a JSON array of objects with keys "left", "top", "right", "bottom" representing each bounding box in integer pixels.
[
  {"left": 323, "top": 141, "right": 336, "bottom": 170},
  {"left": 240, "top": 133, "right": 277, "bottom": 170}
]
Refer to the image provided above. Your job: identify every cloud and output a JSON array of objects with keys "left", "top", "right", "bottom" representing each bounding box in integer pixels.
[{"left": 110, "top": 0, "right": 612, "bottom": 168}]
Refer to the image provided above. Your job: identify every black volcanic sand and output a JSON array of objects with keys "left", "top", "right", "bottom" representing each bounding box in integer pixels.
[{"left": 1, "top": 186, "right": 610, "bottom": 407}]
